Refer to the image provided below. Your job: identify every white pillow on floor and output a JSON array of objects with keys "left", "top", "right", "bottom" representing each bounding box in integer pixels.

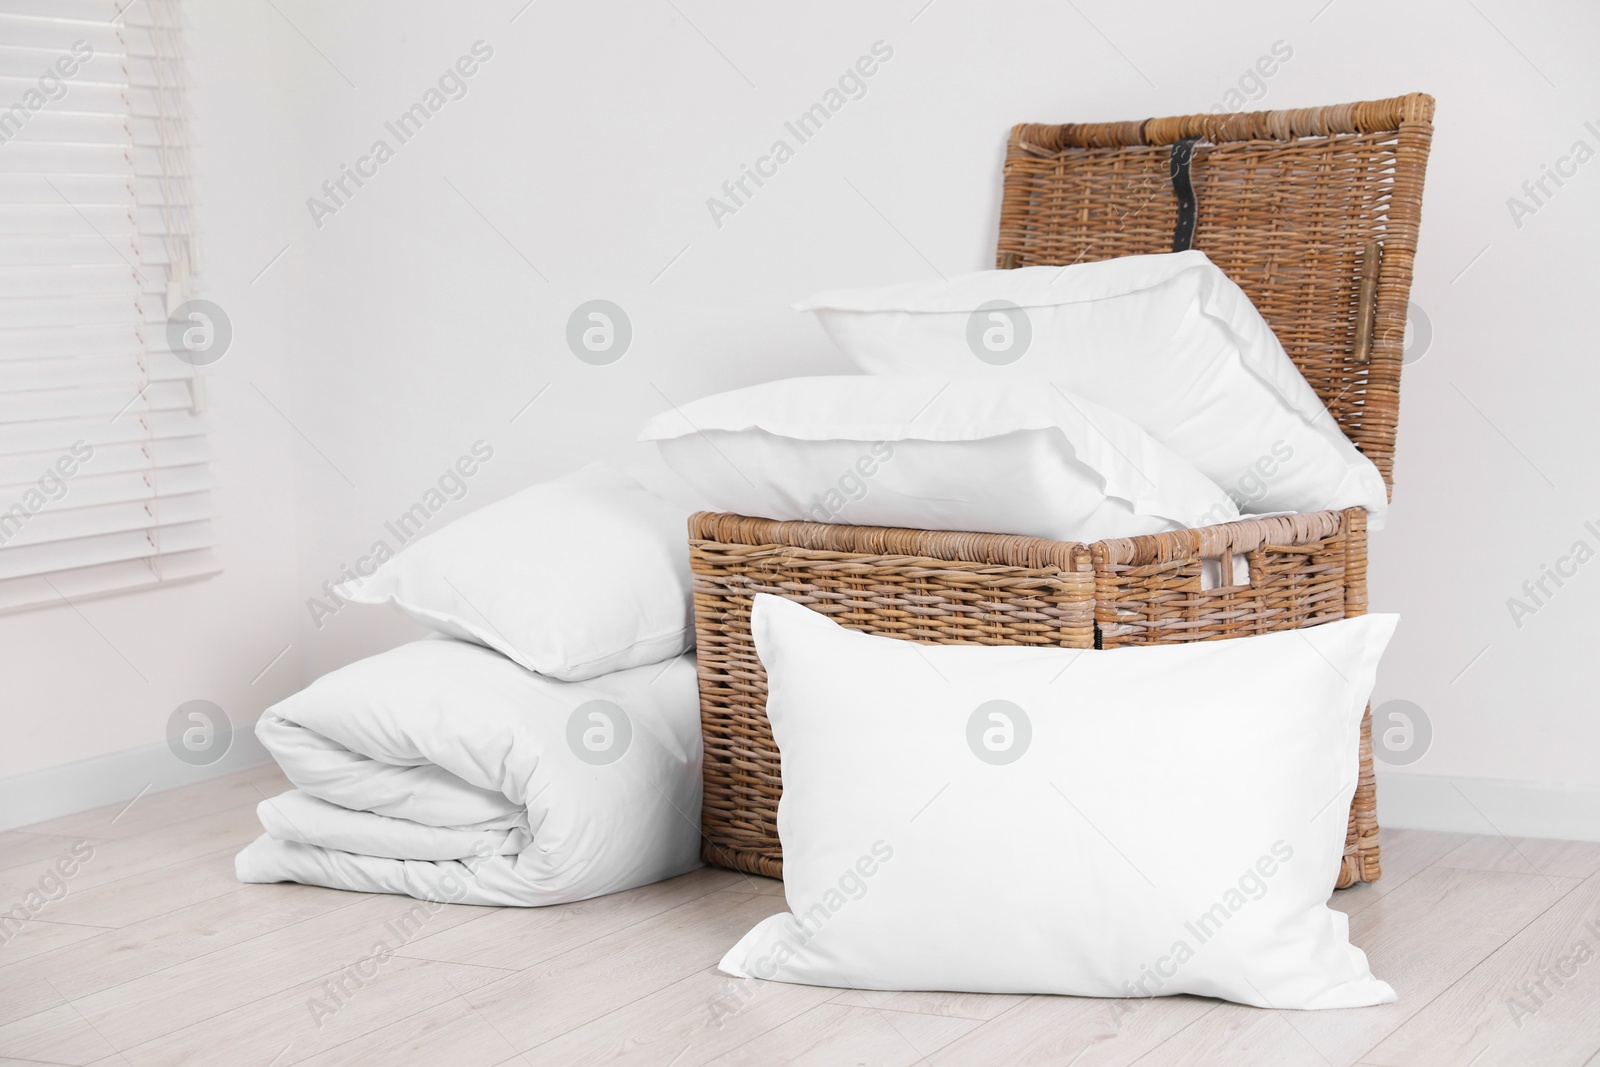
[
  {"left": 795, "top": 251, "right": 1389, "bottom": 527},
  {"left": 640, "top": 376, "right": 1240, "bottom": 543},
  {"left": 337, "top": 462, "right": 692, "bottom": 681},
  {"left": 720, "top": 594, "right": 1399, "bottom": 1010}
]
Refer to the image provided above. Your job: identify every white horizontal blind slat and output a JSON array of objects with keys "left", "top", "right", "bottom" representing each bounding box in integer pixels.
[
  {"left": 0, "top": 1, "right": 125, "bottom": 21},
  {"left": 0, "top": 356, "right": 191, "bottom": 389},
  {"left": 0, "top": 489, "right": 211, "bottom": 548},
  {"left": 0, "top": 204, "right": 179, "bottom": 235},
  {"left": 0, "top": 434, "right": 207, "bottom": 482},
  {"left": 0, "top": 175, "right": 179, "bottom": 205},
  {"left": 0, "top": 82, "right": 166, "bottom": 117},
  {"left": 0, "top": 111, "right": 185, "bottom": 146},
  {"left": 0, "top": 462, "right": 211, "bottom": 505},
  {"left": 0, "top": 62, "right": 180, "bottom": 91},
  {"left": 0, "top": 264, "right": 148, "bottom": 296},
  {"left": 0, "top": 325, "right": 157, "bottom": 358},
  {"left": 0, "top": 296, "right": 165, "bottom": 330},
  {"left": 0, "top": 143, "right": 180, "bottom": 176},
  {"left": 0, "top": 547, "right": 218, "bottom": 614},
  {"left": 0, "top": 409, "right": 210, "bottom": 453},
  {"left": 0, "top": 378, "right": 192, "bottom": 422},
  {"left": 0, "top": 517, "right": 211, "bottom": 579}
]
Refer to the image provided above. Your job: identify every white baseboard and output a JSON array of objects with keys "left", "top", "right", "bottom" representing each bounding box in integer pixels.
[
  {"left": 1377, "top": 770, "right": 1600, "bottom": 842},
  {"left": 0, "top": 728, "right": 272, "bottom": 833}
]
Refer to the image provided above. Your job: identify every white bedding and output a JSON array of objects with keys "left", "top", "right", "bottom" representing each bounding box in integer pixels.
[{"left": 235, "top": 637, "right": 704, "bottom": 906}]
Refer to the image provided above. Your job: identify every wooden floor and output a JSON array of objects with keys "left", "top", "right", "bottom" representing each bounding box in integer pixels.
[{"left": 2, "top": 767, "right": 1598, "bottom": 1066}]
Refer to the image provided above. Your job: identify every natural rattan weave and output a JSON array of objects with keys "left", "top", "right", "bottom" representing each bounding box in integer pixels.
[
  {"left": 692, "top": 94, "right": 1432, "bottom": 890},
  {"left": 999, "top": 93, "right": 1434, "bottom": 491}
]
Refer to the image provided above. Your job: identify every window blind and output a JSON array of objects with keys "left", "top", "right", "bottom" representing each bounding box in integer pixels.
[{"left": 0, "top": 0, "right": 218, "bottom": 614}]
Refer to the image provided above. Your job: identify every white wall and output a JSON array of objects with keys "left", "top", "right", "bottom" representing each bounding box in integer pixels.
[
  {"left": 10, "top": 0, "right": 1599, "bottom": 833},
  {"left": 0, "top": 1, "right": 314, "bottom": 800}
]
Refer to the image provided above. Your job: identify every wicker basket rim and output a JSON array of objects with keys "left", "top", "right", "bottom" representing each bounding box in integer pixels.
[
  {"left": 688, "top": 508, "right": 1357, "bottom": 569},
  {"left": 1012, "top": 92, "right": 1434, "bottom": 151}
]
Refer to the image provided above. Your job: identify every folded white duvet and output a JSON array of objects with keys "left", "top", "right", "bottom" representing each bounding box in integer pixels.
[{"left": 235, "top": 637, "right": 704, "bottom": 906}]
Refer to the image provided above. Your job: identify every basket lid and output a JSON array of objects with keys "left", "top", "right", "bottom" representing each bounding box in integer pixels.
[{"left": 997, "top": 93, "right": 1435, "bottom": 497}]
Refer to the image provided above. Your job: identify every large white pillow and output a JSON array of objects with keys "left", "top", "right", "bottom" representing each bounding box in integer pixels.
[
  {"left": 721, "top": 594, "right": 1399, "bottom": 1010},
  {"left": 337, "top": 462, "right": 692, "bottom": 682},
  {"left": 795, "top": 251, "right": 1389, "bottom": 527},
  {"left": 639, "top": 376, "right": 1239, "bottom": 543}
]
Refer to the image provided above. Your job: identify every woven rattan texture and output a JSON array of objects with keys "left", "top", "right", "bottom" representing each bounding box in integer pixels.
[{"left": 690, "top": 513, "right": 1095, "bottom": 877}]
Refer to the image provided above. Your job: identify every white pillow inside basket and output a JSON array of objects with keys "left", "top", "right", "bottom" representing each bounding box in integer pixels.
[
  {"left": 796, "top": 250, "right": 1389, "bottom": 528},
  {"left": 641, "top": 375, "right": 1241, "bottom": 545}
]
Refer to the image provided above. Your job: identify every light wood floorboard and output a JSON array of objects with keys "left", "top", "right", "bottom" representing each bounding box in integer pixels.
[{"left": 0, "top": 767, "right": 1595, "bottom": 1066}]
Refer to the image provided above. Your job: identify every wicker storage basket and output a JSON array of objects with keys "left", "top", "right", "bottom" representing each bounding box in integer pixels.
[{"left": 690, "top": 93, "right": 1433, "bottom": 891}]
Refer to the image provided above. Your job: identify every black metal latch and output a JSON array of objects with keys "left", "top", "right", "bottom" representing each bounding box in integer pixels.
[{"left": 1169, "top": 137, "right": 1200, "bottom": 252}]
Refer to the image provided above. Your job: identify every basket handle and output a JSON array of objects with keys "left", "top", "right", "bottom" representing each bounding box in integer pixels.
[{"left": 1352, "top": 240, "right": 1383, "bottom": 364}]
